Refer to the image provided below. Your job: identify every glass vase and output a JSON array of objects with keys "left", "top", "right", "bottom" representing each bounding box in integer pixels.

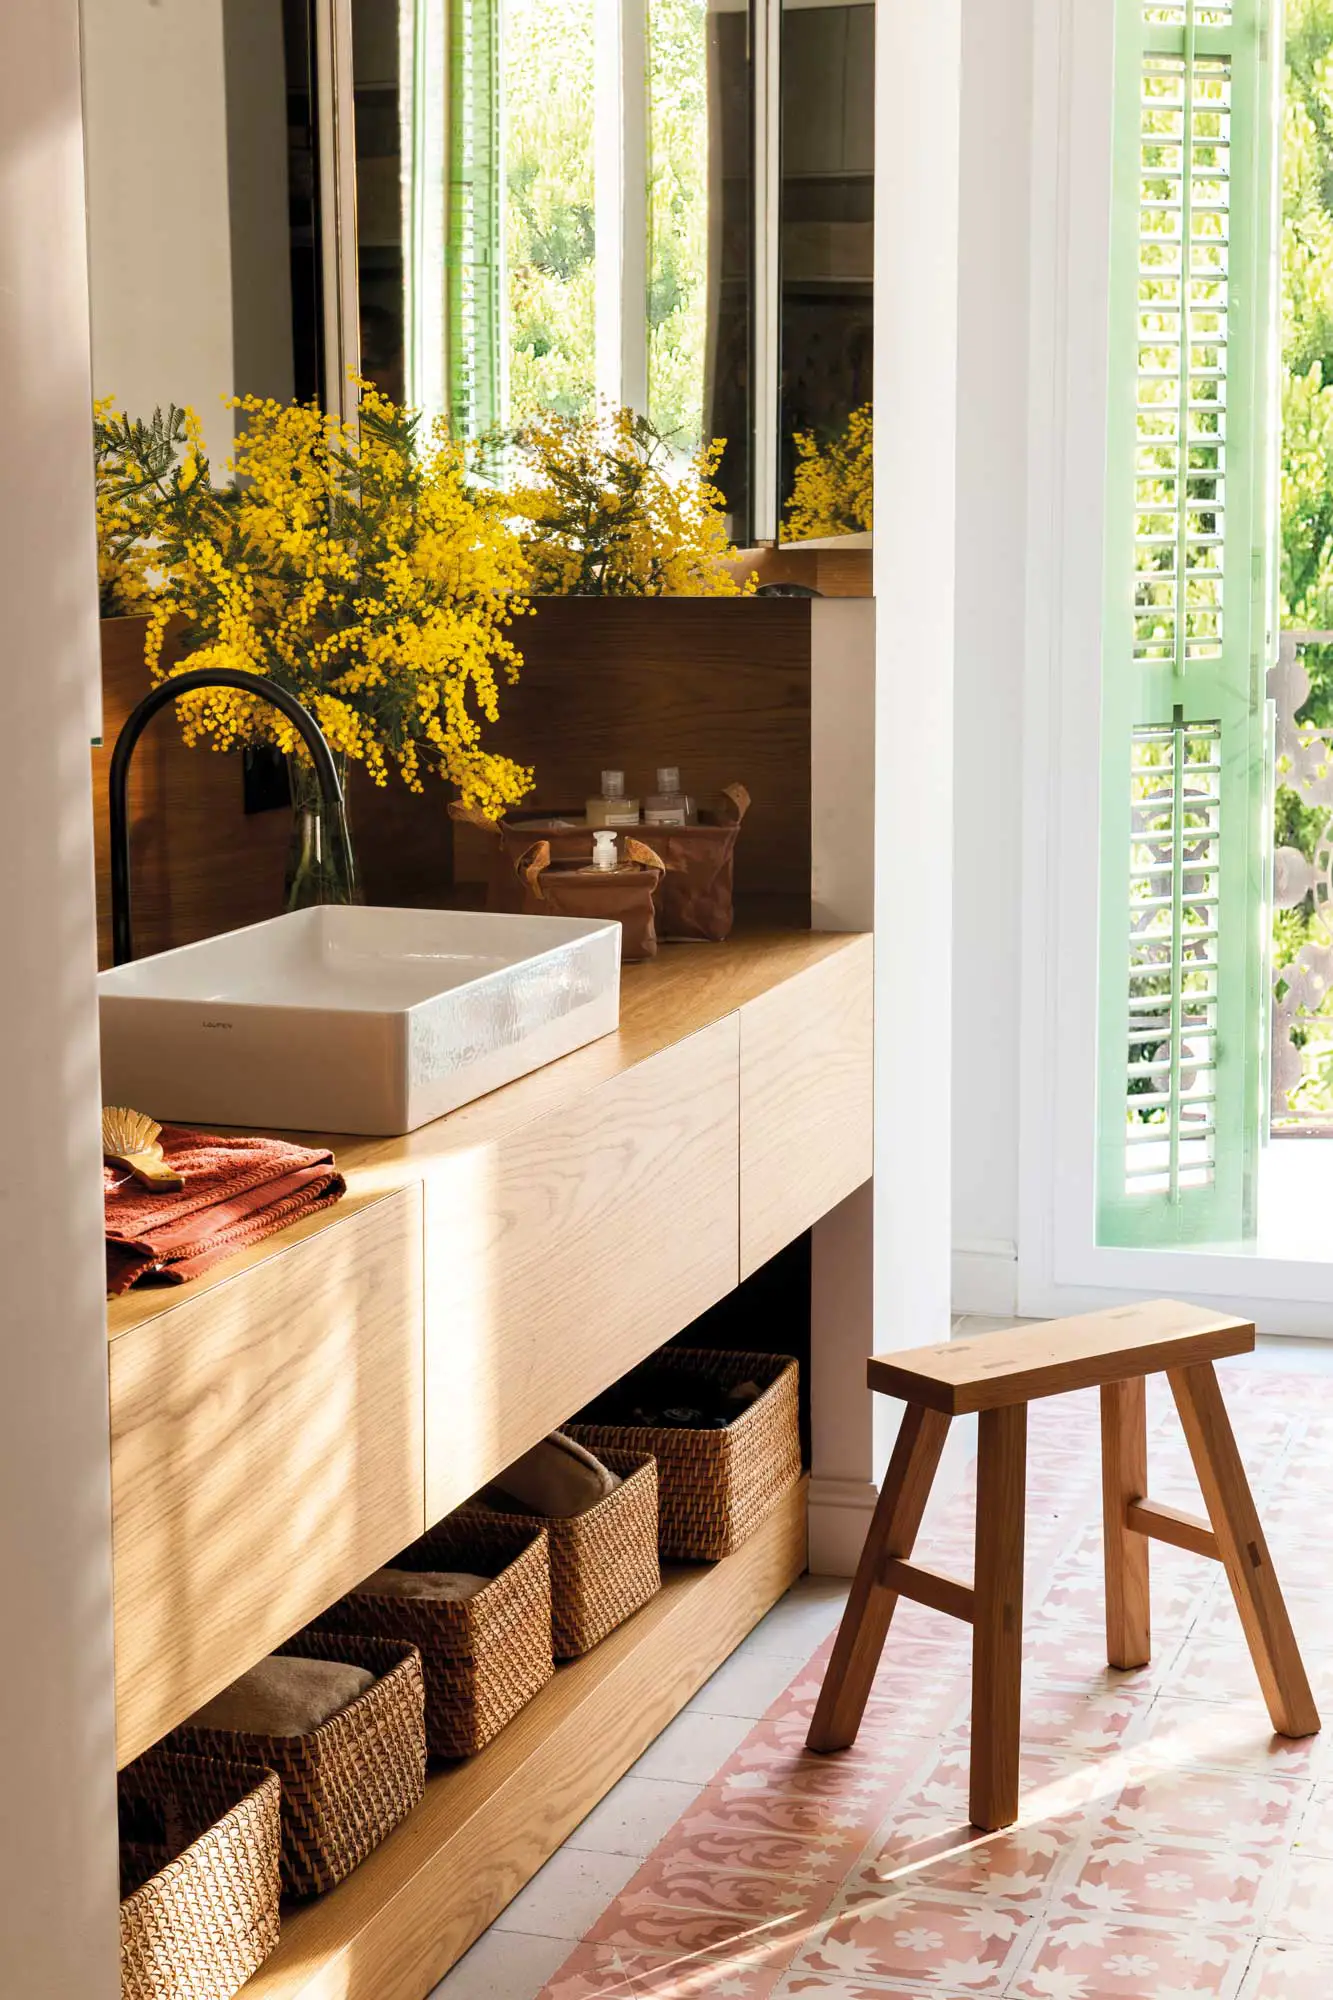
[{"left": 283, "top": 751, "right": 358, "bottom": 912}]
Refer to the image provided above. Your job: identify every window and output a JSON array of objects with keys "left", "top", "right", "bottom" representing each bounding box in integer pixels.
[{"left": 1095, "top": 0, "right": 1277, "bottom": 1247}]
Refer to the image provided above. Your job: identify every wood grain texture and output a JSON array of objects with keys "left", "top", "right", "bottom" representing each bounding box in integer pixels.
[
  {"left": 444, "top": 597, "right": 814, "bottom": 903},
  {"left": 422, "top": 1018, "right": 740, "bottom": 1523},
  {"left": 241, "top": 1478, "right": 808, "bottom": 2000},
  {"left": 970, "top": 1404, "right": 1027, "bottom": 1832},
  {"left": 740, "top": 929, "right": 873, "bottom": 1276},
  {"left": 110, "top": 1187, "right": 425, "bottom": 1766},
  {"left": 730, "top": 541, "right": 873, "bottom": 599},
  {"left": 1169, "top": 1362, "right": 1320, "bottom": 1738},
  {"left": 105, "top": 931, "right": 865, "bottom": 1349},
  {"left": 806, "top": 1404, "right": 950, "bottom": 1753},
  {"left": 96, "top": 597, "right": 811, "bottom": 967},
  {"left": 1126, "top": 1498, "right": 1221, "bottom": 1563},
  {"left": 880, "top": 1557, "right": 975, "bottom": 1625},
  {"left": 1102, "top": 1378, "right": 1151, "bottom": 1671},
  {"left": 869, "top": 1301, "right": 1256, "bottom": 1415}
]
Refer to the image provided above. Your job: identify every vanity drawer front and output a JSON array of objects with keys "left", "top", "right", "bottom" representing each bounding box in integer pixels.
[
  {"left": 423, "top": 1016, "right": 740, "bottom": 1523},
  {"left": 110, "top": 1187, "right": 425, "bottom": 1767},
  {"left": 739, "top": 935, "right": 873, "bottom": 1277}
]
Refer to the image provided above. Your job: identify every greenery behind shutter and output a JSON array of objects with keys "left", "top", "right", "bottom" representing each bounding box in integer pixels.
[
  {"left": 448, "top": 0, "right": 504, "bottom": 436},
  {"left": 1097, "top": 0, "right": 1280, "bottom": 1247}
]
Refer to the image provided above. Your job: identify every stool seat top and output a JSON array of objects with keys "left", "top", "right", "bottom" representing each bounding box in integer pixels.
[{"left": 868, "top": 1300, "right": 1255, "bottom": 1414}]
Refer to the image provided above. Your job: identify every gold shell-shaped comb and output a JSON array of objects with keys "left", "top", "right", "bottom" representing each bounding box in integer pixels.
[{"left": 102, "top": 1106, "right": 184, "bottom": 1193}]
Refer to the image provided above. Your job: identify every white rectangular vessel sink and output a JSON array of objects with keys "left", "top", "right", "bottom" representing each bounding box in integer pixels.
[{"left": 98, "top": 905, "right": 622, "bottom": 1136}]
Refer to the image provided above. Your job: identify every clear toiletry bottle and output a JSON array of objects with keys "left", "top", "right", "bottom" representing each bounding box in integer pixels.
[
  {"left": 586, "top": 769, "right": 640, "bottom": 828},
  {"left": 591, "top": 829, "right": 618, "bottom": 871},
  {"left": 643, "top": 766, "right": 694, "bottom": 826}
]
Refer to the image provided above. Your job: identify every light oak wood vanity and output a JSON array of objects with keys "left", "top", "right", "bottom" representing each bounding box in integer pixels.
[{"left": 106, "top": 925, "right": 872, "bottom": 2000}]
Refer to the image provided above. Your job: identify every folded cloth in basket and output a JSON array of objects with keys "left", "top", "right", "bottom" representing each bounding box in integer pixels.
[
  {"left": 484, "top": 1431, "right": 622, "bottom": 1518},
  {"left": 357, "top": 1568, "right": 490, "bottom": 1601},
  {"left": 185, "top": 1655, "right": 375, "bottom": 1737},
  {"left": 106, "top": 1125, "right": 346, "bottom": 1295}
]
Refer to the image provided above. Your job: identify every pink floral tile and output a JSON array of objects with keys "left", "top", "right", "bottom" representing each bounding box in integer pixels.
[
  {"left": 1104, "top": 1764, "right": 1307, "bottom": 1852},
  {"left": 542, "top": 1941, "right": 786, "bottom": 1997},
  {"left": 1009, "top": 1916, "right": 1253, "bottom": 1998},
  {"left": 792, "top": 1888, "right": 1035, "bottom": 1990},
  {"left": 1137, "top": 1697, "right": 1323, "bottom": 1780},
  {"left": 528, "top": 1372, "right": 1329, "bottom": 2000},
  {"left": 777, "top": 1977, "right": 926, "bottom": 1999},
  {"left": 1055, "top": 1833, "right": 1268, "bottom": 1928},
  {"left": 1293, "top": 1783, "right": 1333, "bottom": 1857},
  {"left": 581, "top": 1892, "right": 810, "bottom": 1961},
  {"left": 1269, "top": 1852, "right": 1333, "bottom": 1944},
  {"left": 852, "top": 1813, "right": 1077, "bottom": 1904},
  {"left": 1239, "top": 1937, "right": 1333, "bottom": 1998}
]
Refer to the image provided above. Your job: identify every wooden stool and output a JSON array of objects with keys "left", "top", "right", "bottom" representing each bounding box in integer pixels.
[{"left": 807, "top": 1300, "right": 1320, "bottom": 1831}]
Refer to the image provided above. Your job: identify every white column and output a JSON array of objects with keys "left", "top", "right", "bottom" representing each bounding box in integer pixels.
[
  {"left": 808, "top": 0, "right": 962, "bottom": 1573},
  {"left": 0, "top": 4, "right": 120, "bottom": 1993}
]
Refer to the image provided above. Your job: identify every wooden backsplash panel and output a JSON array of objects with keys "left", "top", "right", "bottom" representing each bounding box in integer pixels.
[
  {"left": 94, "top": 598, "right": 812, "bottom": 966},
  {"left": 452, "top": 598, "right": 813, "bottom": 899}
]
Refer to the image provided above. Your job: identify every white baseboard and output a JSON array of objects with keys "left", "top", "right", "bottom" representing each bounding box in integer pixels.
[
  {"left": 806, "top": 1475, "right": 878, "bottom": 1577},
  {"left": 952, "top": 1238, "right": 1019, "bottom": 1317}
]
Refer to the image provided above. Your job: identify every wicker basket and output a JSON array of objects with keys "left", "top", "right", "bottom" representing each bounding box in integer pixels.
[
  {"left": 308, "top": 1516, "right": 554, "bottom": 1759},
  {"left": 119, "top": 1750, "right": 281, "bottom": 2000},
  {"left": 570, "top": 1350, "right": 801, "bottom": 1561},
  {"left": 167, "top": 1631, "right": 426, "bottom": 1898},
  {"left": 460, "top": 1449, "right": 661, "bottom": 1658}
]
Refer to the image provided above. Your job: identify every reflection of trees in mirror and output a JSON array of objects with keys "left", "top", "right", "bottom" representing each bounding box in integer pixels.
[
  {"left": 1272, "top": 0, "right": 1333, "bottom": 1120},
  {"left": 510, "top": 407, "right": 755, "bottom": 597},
  {"left": 782, "top": 403, "right": 873, "bottom": 541},
  {"left": 503, "top": 0, "right": 597, "bottom": 422},
  {"left": 648, "top": 0, "right": 710, "bottom": 452}
]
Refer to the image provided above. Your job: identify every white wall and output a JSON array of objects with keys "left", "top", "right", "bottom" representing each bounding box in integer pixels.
[
  {"left": 950, "top": 0, "right": 1034, "bottom": 1317},
  {"left": 82, "top": 0, "right": 237, "bottom": 454},
  {"left": 0, "top": 3, "right": 120, "bottom": 1993}
]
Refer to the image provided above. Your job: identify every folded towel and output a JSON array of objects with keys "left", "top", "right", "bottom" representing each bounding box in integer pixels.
[
  {"left": 488, "top": 1431, "right": 621, "bottom": 1519},
  {"left": 106, "top": 1125, "right": 346, "bottom": 1295},
  {"left": 358, "top": 1568, "right": 490, "bottom": 1602},
  {"left": 185, "top": 1655, "right": 374, "bottom": 1737}
]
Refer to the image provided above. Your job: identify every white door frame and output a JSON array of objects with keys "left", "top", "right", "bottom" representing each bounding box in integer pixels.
[{"left": 1017, "top": 0, "right": 1333, "bottom": 1336}]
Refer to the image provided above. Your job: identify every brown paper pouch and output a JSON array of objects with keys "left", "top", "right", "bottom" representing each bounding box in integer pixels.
[
  {"left": 515, "top": 839, "right": 664, "bottom": 961},
  {"left": 641, "top": 783, "right": 751, "bottom": 942}
]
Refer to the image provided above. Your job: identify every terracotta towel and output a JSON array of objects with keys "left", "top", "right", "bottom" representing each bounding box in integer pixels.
[
  {"left": 357, "top": 1568, "right": 490, "bottom": 1602},
  {"left": 105, "top": 1125, "right": 346, "bottom": 1295},
  {"left": 185, "top": 1655, "right": 374, "bottom": 1738}
]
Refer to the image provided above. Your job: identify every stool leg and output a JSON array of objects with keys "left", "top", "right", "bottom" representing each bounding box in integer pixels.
[
  {"left": 1101, "top": 1377, "right": 1151, "bottom": 1670},
  {"left": 806, "top": 1403, "right": 951, "bottom": 1754},
  {"left": 1169, "top": 1362, "right": 1319, "bottom": 1739},
  {"left": 970, "top": 1404, "right": 1027, "bottom": 1831}
]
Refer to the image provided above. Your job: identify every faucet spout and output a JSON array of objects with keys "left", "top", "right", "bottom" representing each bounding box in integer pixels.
[{"left": 109, "top": 667, "right": 351, "bottom": 966}]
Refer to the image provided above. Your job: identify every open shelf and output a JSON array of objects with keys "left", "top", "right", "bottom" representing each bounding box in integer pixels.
[{"left": 242, "top": 1477, "right": 808, "bottom": 2000}]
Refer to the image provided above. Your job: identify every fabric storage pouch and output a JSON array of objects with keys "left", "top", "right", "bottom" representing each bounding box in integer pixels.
[
  {"left": 641, "top": 783, "right": 751, "bottom": 941},
  {"left": 570, "top": 1349, "right": 801, "bottom": 1561},
  {"left": 453, "top": 786, "right": 750, "bottom": 941},
  {"left": 458, "top": 1447, "right": 661, "bottom": 1658},
  {"left": 167, "top": 1631, "right": 426, "bottom": 1897},
  {"left": 307, "top": 1516, "right": 554, "bottom": 1759},
  {"left": 514, "top": 838, "right": 665, "bottom": 961},
  {"left": 119, "top": 1749, "right": 282, "bottom": 2000}
]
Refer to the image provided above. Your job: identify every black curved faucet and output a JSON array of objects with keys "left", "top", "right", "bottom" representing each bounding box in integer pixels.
[{"left": 109, "top": 666, "right": 352, "bottom": 966}]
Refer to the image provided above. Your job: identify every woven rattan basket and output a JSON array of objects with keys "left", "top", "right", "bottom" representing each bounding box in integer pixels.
[
  {"left": 570, "top": 1350, "right": 801, "bottom": 1561},
  {"left": 167, "top": 1632, "right": 426, "bottom": 1897},
  {"left": 308, "top": 1516, "right": 554, "bottom": 1759},
  {"left": 119, "top": 1750, "right": 282, "bottom": 2000},
  {"left": 460, "top": 1449, "right": 661, "bottom": 1658}
]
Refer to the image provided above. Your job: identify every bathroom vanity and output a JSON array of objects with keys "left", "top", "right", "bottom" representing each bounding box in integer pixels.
[{"left": 106, "top": 925, "right": 872, "bottom": 2000}]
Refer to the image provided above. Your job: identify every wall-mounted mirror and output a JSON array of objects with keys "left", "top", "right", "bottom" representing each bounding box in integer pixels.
[{"left": 81, "top": 0, "right": 870, "bottom": 562}]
